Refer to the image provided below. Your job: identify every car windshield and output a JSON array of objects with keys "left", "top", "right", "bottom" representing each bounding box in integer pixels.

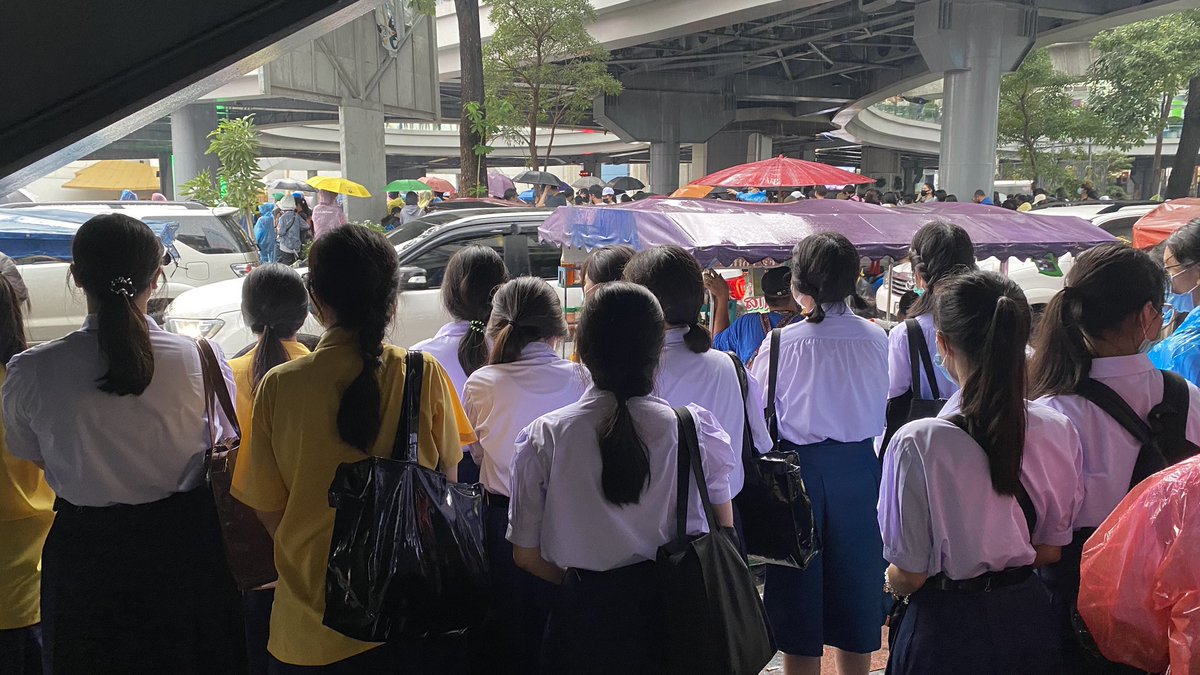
[
  {"left": 174, "top": 213, "right": 255, "bottom": 254},
  {"left": 385, "top": 212, "right": 465, "bottom": 248}
]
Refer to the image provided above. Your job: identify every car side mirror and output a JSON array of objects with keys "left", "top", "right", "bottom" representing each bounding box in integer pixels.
[{"left": 398, "top": 266, "right": 428, "bottom": 290}]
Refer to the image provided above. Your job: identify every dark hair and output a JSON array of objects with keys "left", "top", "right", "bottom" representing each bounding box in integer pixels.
[
  {"left": 71, "top": 214, "right": 164, "bottom": 395},
  {"left": 623, "top": 245, "right": 711, "bottom": 353},
  {"left": 936, "top": 271, "right": 1031, "bottom": 496},
  {"left": 907, "top": 221, "right": 977, "bottom": 317},
  {"left": 813, "top": 185, "right": 828, "bottom": 198},
  {"left": 790, "top": 231, "right": 866, "bottom": 323},
  {"left": 307, "top": 226, "right": 399, "bottom": 452},
  {"left": 242, "top": 264, "right": 309, "bottom": 392},
  {"left": 442, "top": 245, "right": 509, "bottom": 376},
  {"left": 863, "top": 189, "right": 882, "bottom": 205},
  {"left": 0, "top": 273, "right": 26, "bottom": 364},
  {"left": 935, "top": 189, "right": 948, "bottom": 201},
  {"left": 576, "top": 282, "right": 663, "bottom": 506},
  {"left": 974, "top": 190, "right": 987, "bottom": 198},
  {"left": 404, "top": 191, "right": 418, "bottom": 206},
  {"left": 897, "top": 289, "right": 920, "bottom": 318},
  {"left": 488, "top": 277, "right": 567, "bottom": 364},
  {"left": 581, "top": 245, "right": 635, "bottom": 286},
  {"left": 944, "top": 194, "right": 959, "bottom": 202},
  {"left": 883, "top": 192, "right": 899, "bottom": 206},
  {"left": 1166, "top": 219, "right": 1200, "bottom": 265},
  {"left": 503, "top": 187, "right": 518, "bottom": 200},
  {"left": 1029, "top": 244, "right": 1165, "bottom": 397}
]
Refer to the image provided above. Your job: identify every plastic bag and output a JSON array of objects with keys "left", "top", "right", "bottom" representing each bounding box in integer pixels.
[{"left": 1077, "top": 455, "right": 1200, "bottom": 674}]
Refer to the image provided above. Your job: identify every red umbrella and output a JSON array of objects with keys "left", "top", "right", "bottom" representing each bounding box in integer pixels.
[
  {"left": 691, "top": 155, "right": 876, "bottom": 189},
  {"left": 1132, "top": 198, "right": 1200, "bottom": 249},
  {"left": 419, "top": 176, "right": 456, "bottom": 194}
]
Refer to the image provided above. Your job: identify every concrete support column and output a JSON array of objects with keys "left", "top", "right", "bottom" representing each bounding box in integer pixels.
[
  {"left": 915, "top": 0, "right": 1034, "bottom": 200},
  {"left": 157, "top": 152, "right": 174, "bottom": 200},
  {"left": 339, "top": 104, "right": 386, "bottom": 223},
  {"left": 170, "top": 103, "right": 219, "bottom": 196},
  {"left": 748, "top": 132, "right": 773, "bottom": 162},
  {"left": 649, "top": 120, "right": 680, "bottom": 195},
  {"left": 690, "top": 143, "right": 709, "bottom": 178}
]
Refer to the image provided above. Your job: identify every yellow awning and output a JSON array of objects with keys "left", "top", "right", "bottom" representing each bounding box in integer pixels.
[{"left": 63, "top": 160, "right": 161, "bottom": 192}]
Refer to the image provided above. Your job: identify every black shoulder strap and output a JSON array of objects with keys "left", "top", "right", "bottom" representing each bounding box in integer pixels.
[
  {"left": 766, "top": 327, "right": 782, "bottom": 446},
  {"left": 726, "top": 351, "right": 755, "bottom": 464},
  {"left": 673, "top": 406, "right": 720, "bottom": 539},
  {"left": 392, "top": 350, "right": 425, "bottom": 462},
  {"left": 758, "top": 312, "right": 772, "bottom": 339},
  {"left": 905, "top": 319, "right": 940, "bottom": 400},
  {"left": 1074, "top": 378, "right": 1152, "bottom": 445},
  {"left": 1152, "top": 370, "right": 1200, "bottom": 465}
]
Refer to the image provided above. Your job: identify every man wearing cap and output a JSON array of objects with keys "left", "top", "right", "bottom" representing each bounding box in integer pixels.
[
  {"left": 600, "top": 186, "right": 616, "bottom": 204},
  {"left": 704, "top": 266, "right": 803, "bottom": 365}
]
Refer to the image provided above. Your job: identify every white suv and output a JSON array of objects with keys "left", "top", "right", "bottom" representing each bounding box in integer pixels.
[
  {"left": 164, "top": 209, "right": 576, "bottom": 355},
  {"left": 0, "top": 201, "right": 259, "bottom": 342}
]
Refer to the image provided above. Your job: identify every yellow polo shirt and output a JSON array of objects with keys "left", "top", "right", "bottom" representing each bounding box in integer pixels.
[
  {"left": 0, "top": 366, "right": 55, "bottom": 630},
  {"left": 228, "top": 341, "right": 311, "bottom": 458},
  {"left": 231, "top": 328, "right": 470, "bottom": 666}
]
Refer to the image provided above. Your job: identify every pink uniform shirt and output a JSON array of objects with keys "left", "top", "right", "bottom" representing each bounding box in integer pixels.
[{"left": 887, "top": 312, "right": 958, "bottom": 400}]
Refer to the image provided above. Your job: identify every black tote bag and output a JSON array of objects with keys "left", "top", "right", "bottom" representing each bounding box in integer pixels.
[
  {"left": 729, "top": 329, "right": 819, "bottom": 569},
  {"left": 656, "top": 407, "right": 775, "bottom": 675},
  {"left": 323, "top": 351, "right": 489, "bottom": 642},
  {"left": 881, "top": 319, "right": 947, "bottom": 456}
]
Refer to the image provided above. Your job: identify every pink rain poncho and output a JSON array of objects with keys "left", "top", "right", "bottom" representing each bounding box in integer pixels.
[
  {"left": 1078, "top": 455, "right": 1200, "bottom": 674},
  {"left": 312, "top": 189, "right": 347, "bottom": 239}
]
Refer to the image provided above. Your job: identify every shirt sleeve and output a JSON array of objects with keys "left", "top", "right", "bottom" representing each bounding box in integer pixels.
[
  {"left": 507, "top": 424, "right": 549, "bottom": 548},
  {"left": 887, "top": 322, "right": 913, "bottom": 399},
  {"left": 2, "top": 355, "right": 41, "bottom": 465},
  {"left": 878, "top": 433, "right": 934, "bottom": 574},
  {"left": 461, "top": 376, "right": 485, "bottom": 463},
  {"left": 209, "top": 341, "right": 239, "bottom": 440},
  {"left": 689, "top": 404, "right": 735, "bottom": 506},
  {"left": 712, "top": 324, "right": 735, "bottom": 354},
  {"left": 231, "top": 370, "right": 288, "bottom": 512},
  {"left": 743, "top": 370, "right": 773, "bottom": 454},
  {"left": 423, "top": 355, "right": 466, "bottom": 471},
  {"left": 1031, "top": 413, "right": 1084, "bottom": 548}
]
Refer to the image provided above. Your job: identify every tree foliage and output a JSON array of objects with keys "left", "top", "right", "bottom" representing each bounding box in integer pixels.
[
  {"left": 179, "top": 115, "right": 264, "bottom": 227},
  {"left": 484, "top": 0, "right": 622, "bottom": 170},
  {"left": 179, "top": 168, "right": 220, "bottom": 206},
  {"left": 998, "top": 49, "right": 1100, "bottom": 189}
]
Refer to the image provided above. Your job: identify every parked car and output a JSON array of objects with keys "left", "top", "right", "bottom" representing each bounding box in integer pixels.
[
  {"left": 0, "top": 202, "right": 259, "bottom": 342},
  {"left": 875, "top": 202, "right": 1155, "bottom": 317},
  {"left": 164, "top": 209, "right": 573, "bottom": 354}
]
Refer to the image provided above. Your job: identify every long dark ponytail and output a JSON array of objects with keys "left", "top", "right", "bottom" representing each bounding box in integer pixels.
[
  {"left": 623, "top": 245, "right": 712, "bottom": 353},
  {"left": 441, "top": 245, "right": 509, "bottom": 376},
  {"left": 0, "top": 273, "right": 27, "bottom": 364},
  {"left": 242, "top": 263, "right": 309, "bottom": 392},
  {"left": 1029, "top": 244, "right": 1165, "bottom": 397},
  {"left": 488, "top": 277, "right": 567, "bottom": 365},
  {"left": 935, "top": 271, "right": 1031, "bottom": 496},
  {"left": 71, "top": 214, "right": 164, "bottom": 396},
  {"left": 790, "top": 231, "right": 867, "bottom": 323},
  {"left": 307, "top": 226, "right": 399, "bottom": 452},
  {"left": 907, "top": 221, "right": 977, "bottom": 317},
  {"left": 576, "top": 282, "right": 664, "bottom": 506}
]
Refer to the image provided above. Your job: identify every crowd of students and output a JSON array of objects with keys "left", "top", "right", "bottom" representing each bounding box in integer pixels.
[{"left": 0, "top": 212, "right": 1198, "bottom": 675}]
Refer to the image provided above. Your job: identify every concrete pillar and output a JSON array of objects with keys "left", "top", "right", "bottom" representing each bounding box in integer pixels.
[
  {"left": 649, "top": 120, "right": 680, "bottom": 195},
  {"left": 170, "top": 103, "right": 219, "bottom": 196},
  {"left": 157, "top": 152, "right": 174, "bottom": 200},
  {"left": 915, "top": 0, "right": 1034, "bottom": 201},
  {"left": 690, "top": 143, "right": 708, "bottom": 178},
  {"left": 339, "top": 104, "right": 386, "bottom": 223}
]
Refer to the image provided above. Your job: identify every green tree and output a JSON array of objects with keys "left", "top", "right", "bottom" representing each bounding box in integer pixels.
[
  {"left": 484, "top": 0, "right": 622, "bottom": 171},
  {"left": 1088, "top": 10, "right": 1200, "bottom": 198},
  {"left": 998, "top": 49, "right": 1099, "bottom": 190},
  {"left": 457, "top": 0, "right": 488, "bottom": 197},
  {"left": 178, "top": 115, "right": 263, "bottom": 229}
]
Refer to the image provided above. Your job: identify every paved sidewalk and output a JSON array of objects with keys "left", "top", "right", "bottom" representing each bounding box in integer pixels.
[{"left": 759, "top": 627, "right": 890, "bottom": 675}]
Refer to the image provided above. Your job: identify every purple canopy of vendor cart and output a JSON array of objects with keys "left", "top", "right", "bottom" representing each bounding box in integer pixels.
[{"left": 538, "top": 199, "right": 1115, "bottom": 267}]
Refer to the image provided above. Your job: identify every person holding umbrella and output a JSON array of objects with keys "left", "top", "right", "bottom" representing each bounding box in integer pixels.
[
  {"left": 537, "top": 184, "right": 568, "bottom": 208},
  {"left": 312, "top": 189, "right": 348, "bottom": 240}
]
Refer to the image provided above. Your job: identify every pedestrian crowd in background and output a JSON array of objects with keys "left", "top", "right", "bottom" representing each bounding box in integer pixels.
[{"left": 2, "top": 207, "right": 1199, "bottom": 675}]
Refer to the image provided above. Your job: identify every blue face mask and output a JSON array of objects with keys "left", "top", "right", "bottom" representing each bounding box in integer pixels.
[
  {"left": 1167, "top": 287, "right": 1195, "bottom": 315},
  {"left": 933, "top": 351, "right": 955, "bottom": 384}
]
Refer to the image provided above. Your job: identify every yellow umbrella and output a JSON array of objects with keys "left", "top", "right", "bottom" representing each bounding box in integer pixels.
[
  {"left": 63, "top": 160, "right": 161, "bottom": 192},
  {"left": 306, "top": 176, "right": 372, "bottom": 198}
]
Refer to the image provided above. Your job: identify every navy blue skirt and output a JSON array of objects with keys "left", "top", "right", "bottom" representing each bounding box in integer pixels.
[
  {"left": 763, "top": 438, "right": 886, "bottom": 657},
  {"left": 888, "top": 574, "right": 1061, "bottom": 674}
]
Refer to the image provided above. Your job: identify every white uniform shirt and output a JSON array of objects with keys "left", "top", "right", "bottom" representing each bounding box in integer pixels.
[
  {"left": 462, "top": 342, "right": 589, "bottom": 497},
  {"left": 879, "top": 392, "right": 1083, "bottom": 580},
  {"left": 655, "top": 327, "right": 771, "bottom": 496},
  {"left": 508, "top": 390, "right": 735, "bottom": 571},
  {"left": 1038, "top": 353, "right": 1200, "bottom": 529},
  {"left": 3, "top": 316, "right": 236, "bottom": 507},
  {"left": 412, "top": 321, "right": 471, "bottom": 397},
  {"left": 887, "top": 312, "right": 958, "bottom": 400},
  {"left": 750, "top": 303, "right": 889, "bottom": 445}
]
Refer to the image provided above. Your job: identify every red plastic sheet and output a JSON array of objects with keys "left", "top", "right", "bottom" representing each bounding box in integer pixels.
[
  {"left": 1078, "top": 455, "right": 1200, "bottom": 674},
  {"left": 1132, "top": 198, "right": 1200, "bottom": 250}
]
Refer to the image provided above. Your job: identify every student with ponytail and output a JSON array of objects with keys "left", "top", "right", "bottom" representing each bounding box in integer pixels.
[
  {"left": 3, "top": 213, "right": 246, "bottom": 672},
  {"left": 623, "top": 246, "right": 770, "bottom": 537},
  {"left": 461, "top": 277, "right": 588, "bottom": 673},
  {"left": 748, "top": 232, "right": 889, "bottom": 675},
  {"left": 1030, "top": 243, "right": 1200, "bottom": 674},
  {"left": 881, "top": 271, "right": 1081, "bottom": 674},
  {"left": 508, "top": 282, "right": 736, "bottom": 674},
  {"left": 233, "top": 225, "right": 467, "bottom": 671},
  {"left": 412, "top": 244, "right": 509, "bottom": 484}
]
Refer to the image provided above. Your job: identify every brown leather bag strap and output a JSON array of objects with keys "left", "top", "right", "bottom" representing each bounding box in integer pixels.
[{"left": 197, "top": 339, "right": 241, "bottom": 438}]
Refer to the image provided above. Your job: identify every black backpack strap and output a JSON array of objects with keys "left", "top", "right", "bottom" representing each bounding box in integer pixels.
[
  {"left": 391, "top": 350, "right": 425, "bottom": 462},
  {"left": 905, "top": 319, "right": 940, "bottom": 400},
  {"left": 726, "top": 351, "right": 755, "bottom": 465},
  {"left": 948, "top": 414, "right": 1038, "bottom": 539},
  {"left": 1074, "top": 378, "right": 1153, "bottom": 445},
  {"left": 766, "top": 328, "right": 782, "bottom": 447},
  {"left": 1152, "top": 370, "right": 1200, "bottom": 465}
]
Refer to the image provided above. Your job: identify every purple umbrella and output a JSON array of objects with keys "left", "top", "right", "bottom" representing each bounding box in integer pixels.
[
  {"left": 487, "top": 170, "right": 515, "bottom": 198},
  {"left": 538, "top": 198, "right": 1113, "bottom": 267}
]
